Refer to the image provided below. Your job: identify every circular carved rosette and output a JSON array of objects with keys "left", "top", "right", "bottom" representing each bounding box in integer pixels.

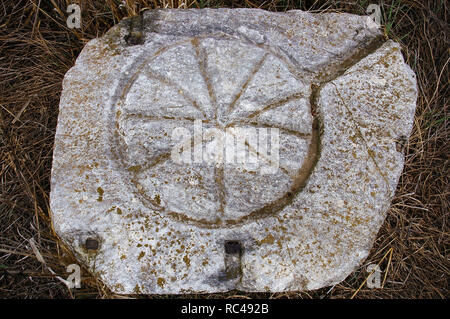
[{"left": 112, "top": 36, "right": 317, "bottom": 228}]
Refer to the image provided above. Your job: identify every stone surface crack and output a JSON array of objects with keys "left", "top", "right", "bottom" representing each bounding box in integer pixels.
[{"left": 331, "top": 82, "right": 391, "bottom": 192}]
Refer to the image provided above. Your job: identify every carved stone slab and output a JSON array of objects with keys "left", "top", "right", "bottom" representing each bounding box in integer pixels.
[{"left": 50, "top": 9, "right": 417, "bottom": 293}]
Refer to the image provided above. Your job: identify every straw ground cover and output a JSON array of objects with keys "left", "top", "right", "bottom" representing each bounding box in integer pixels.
[{"left": 0, "top": 0, "right": 448, "bottom": 298}]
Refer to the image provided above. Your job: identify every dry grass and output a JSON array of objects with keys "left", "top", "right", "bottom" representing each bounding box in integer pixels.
[{"left": 0, "top": 0, "right": 448, "bottom": 299}]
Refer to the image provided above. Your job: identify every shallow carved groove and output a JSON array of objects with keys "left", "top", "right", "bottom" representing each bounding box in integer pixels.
[{"left": 226, "top": 53, "right": 268, "bottom": 115}]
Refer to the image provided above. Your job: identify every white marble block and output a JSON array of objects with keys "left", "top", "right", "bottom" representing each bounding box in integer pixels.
[{"left": 50, "top": 8, "right": 417, "bottom": 293}]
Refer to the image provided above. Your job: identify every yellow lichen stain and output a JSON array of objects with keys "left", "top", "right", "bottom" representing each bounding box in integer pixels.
[
  {"left": 106, "top": 206, "right": 116, "bottom": 214},
  {"left": 127, "top": 165, "right": 142, "bottom": 173},
  {"left": 154, "top": 194, "right": 161, "bottom": 205},
  {"left": 367, "top": 149, "right": 376, "bottom": 158},
  {"left": 157, "top": 277, "right": 166, "bottom": 288},
  {"left": 259, "top": 234, "right": 275, "bottom": 245},
  {"left": 138, "top": 251, "right": 145, "bottom": 260},
  {"left": 133, "top": 284, "right": 141, "bottom": 294},
  {"left": 183, "top": 255, "right": 191, "bottom": 268},
  {"left": 97, "top": 187, "right": 104, "bottom": 201}
]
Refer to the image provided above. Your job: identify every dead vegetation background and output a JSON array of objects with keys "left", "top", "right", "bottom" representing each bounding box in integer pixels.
[{"left": 0, "top": 0, "right": 448, "bottom": 299}]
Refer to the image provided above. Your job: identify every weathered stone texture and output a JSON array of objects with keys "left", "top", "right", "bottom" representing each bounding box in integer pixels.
[{"left": 50, "top": 9, "right": 417, "bottom": 293}]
